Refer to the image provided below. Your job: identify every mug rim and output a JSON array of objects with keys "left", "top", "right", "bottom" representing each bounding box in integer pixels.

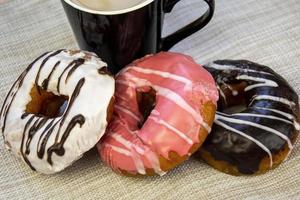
[{"left": 63, "top": 0, "right": 155, "bottom": 15}]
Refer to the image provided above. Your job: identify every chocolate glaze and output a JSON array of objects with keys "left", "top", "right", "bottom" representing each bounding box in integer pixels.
[{"left": 202, "top": 60, "right": 300, "bottom": 174}]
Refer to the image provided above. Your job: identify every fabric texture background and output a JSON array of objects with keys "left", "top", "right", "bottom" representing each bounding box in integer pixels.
[{"left": 1, "top": 0, "right": 300, "bottom": 199}]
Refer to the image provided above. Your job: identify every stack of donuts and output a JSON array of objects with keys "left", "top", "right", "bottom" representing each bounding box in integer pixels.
[{"left": 1, "top": 49, "right": 299, "bottom": 176}]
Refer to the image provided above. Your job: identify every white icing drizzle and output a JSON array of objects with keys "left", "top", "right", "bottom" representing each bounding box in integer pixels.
[
  {"left": 116, "top": 79, "right": 137, "bottom": 89},
  {"left": 254, "top": 107, "right": 300, "bottom": 131},
  {"left": 148, "top": 115, "right": 193, "bottom": 144},
  {"left": 110, "top": 134, "right": 143, "bottom": 153},
  {"left": 214, "top": 116, "right": 273, "bottom": 167},
  {"left": 109, "top": 132, "right": 164, "bottom": 175},
  {"left": 216, "top": 113, "right": 293, "bottom": 150},
  {"left": 222, "top": 81, "right": 238, "bottom": 96},
  {"left": 114, "top": 105, "right": 140, "bottom": 121},
  {"left": 113, "top": 119, "right": 137, "bottom": 136},
  {"left": 144, "top": 151, "right": 165, "bottom": 176},
  {"left": 206, "top": 63, "right": 273, "bottom": 75},
  {"left": 232, "top": 113, "right": 294, "bottom": 125},
  {"left": 154, "top": 87, "right": 211, "bottom": 133},
  {"left": 104, "top": 144, "right": 132, "bottom": 156},
  {"left": 116, "top": 77, "right": 211, "bottom": 132},
  {"left": 250, "top": 95, "right": 296, "bottom": 108},
  {"left": 114, "top": 94, "right": 128, "bottom": 102},
  {"left": 109, "top": 144, "right": 121, "bottom": 174},
  {"left": 236, "top": 75, "right": 278, "bottom": 91},
  {"left": 127, "top": 66, "right": 192, "bottom": 85},
  {"left": 217, "top": 85, "right": 227, "bottom": 105},
  {"left": 110, "top": 134, "right": 146, "bottom": 175}
]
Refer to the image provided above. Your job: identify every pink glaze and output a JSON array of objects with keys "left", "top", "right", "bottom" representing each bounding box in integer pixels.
[{"left": 97, "top": 52, "right": 218, "bottom": 175}]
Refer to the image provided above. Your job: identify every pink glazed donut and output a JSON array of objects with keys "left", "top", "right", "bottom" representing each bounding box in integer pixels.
[{"left": 97, "top": 52, "right": 218, "bottom": 176}]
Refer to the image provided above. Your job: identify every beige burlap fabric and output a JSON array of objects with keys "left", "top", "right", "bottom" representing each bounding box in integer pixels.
[{"left": 1, "top": 0, "right": 300, "bottom": 199}]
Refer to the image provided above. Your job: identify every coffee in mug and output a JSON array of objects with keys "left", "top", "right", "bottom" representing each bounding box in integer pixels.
[{"left": 74, "top": 0, "right": 145, "bottom": 11}]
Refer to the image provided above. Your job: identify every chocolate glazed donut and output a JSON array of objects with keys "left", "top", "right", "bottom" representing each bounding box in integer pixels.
[{"left": 197, "top": 60, "right": 300, "bottom": 175}]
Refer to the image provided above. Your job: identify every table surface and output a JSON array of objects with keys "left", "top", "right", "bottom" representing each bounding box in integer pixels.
[{"left": 1, "top": 0, "right": 300, "bottom": 199}]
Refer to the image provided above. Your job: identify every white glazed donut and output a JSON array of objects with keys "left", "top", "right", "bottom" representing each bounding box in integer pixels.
[{"left": 0, "top": 49, "right": 115, "bottom": 174}]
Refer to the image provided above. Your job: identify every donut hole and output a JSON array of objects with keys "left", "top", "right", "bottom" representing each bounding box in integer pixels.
[
  {"left": 136, "top": 87, "right": 156, "bottom": 129},
  {"left": 25, "top": 85, "right": 68, "bottom": 118},
  {"left": 219, "top": 81, "right": 248, "bottom": 114}
]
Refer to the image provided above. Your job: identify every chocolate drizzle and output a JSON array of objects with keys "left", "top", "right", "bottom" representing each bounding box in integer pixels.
[
  {"left": 57, "top": 58, "right": 85, "bottom": 93},
  {"left": 1, "top": 51, "right": 49, "bottom": 133},
  {"left": 47, "top": 114, "right": 85, "bottom": 165},
  {"left": 202, "top": 60, "right": 300, "bottom": 174},
  {"left": 37, "top": 119, "right": 56, "bottom": 159},
  {"left": 35, "top": 50, "right": 65, "bottom": 94},
  {"left": 66, "top": 58, "right": 85, "bottom": 82},
  {"left": 21, "top": 77, "right": 85, "bottom": 167},
  {"left": 20, "top": 115, "right": 35, "bottom": 170},
  {"left": 47, "top": 78, "right": 85, "bottom": 165},
  {"left": 25, "top": 118, "right": 48, "bottom": 155},
  {"left": 19, "top": 77, "right": 85, "bottom": 167},
  {"left": 41, "top": 61, "right": 61, "bottom": 90},
  {"left": 21, "top": 112, "right": 30, "bottom": 119},
  {"left": 98, "top": 67, "right": 112, "bottom": 76}
]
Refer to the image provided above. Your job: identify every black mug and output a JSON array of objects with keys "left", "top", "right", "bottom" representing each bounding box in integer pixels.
[{"left": 61, "top": 0, "right": 215, "bottom": 74}]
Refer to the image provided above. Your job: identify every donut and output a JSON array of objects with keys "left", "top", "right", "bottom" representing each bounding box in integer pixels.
[
  {"left": 0, "top": 49, "right": 115, "bottom": 174},
  {"left": 197, "top": 60, "right": 300, "bottom": 175},
  {"left": 97, "top": 52, "right": 219, "bottom": 176}
]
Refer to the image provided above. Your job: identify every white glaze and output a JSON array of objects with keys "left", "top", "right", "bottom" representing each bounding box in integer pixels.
[{"left": 0, "top": 50, "right": 115, "bottom": 174}]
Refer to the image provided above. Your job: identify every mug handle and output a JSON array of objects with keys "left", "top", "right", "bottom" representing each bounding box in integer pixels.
[{"left": 161, "top": 0, "right": 215, "bottom": 51}]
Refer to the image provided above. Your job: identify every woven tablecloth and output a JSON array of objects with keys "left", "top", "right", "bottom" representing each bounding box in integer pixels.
[{"left": 1, "top": 0, "right": 300, "bottom": 199}]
